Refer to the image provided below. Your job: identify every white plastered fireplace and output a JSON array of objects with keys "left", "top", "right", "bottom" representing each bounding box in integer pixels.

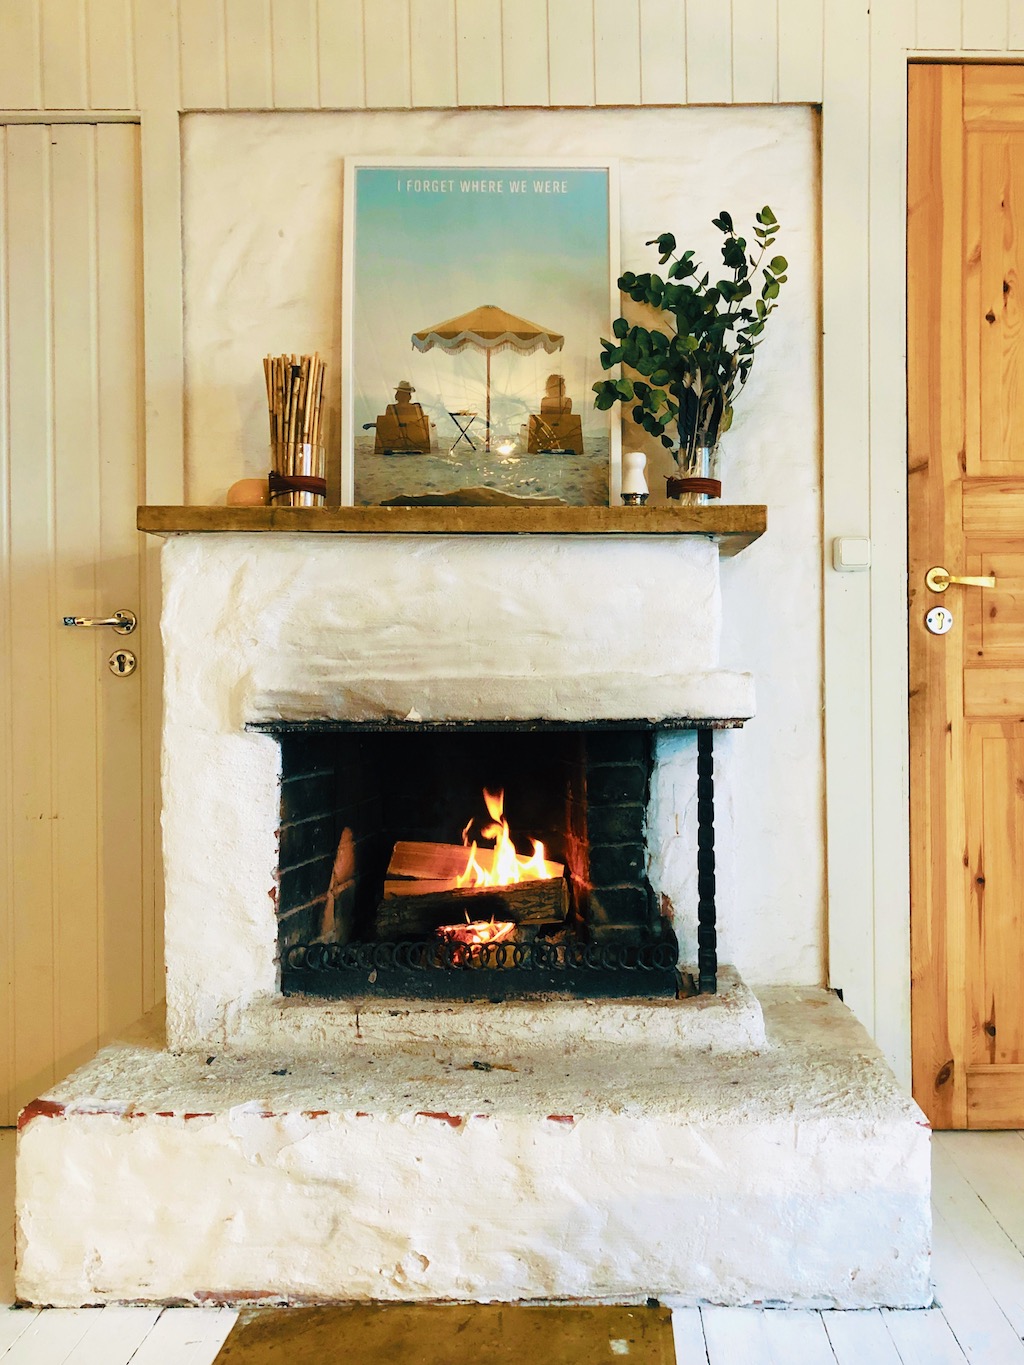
[
  {"left": 15, "top": 520, "right": 931, "bottom": 1310},
  {"left": 160, "top": 529, "right": 750, "bottom": 1047}
]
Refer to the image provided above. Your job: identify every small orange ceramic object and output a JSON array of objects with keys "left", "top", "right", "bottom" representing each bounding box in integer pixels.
[{"left": 226, "top": 477, "right": 269, "bottom": 506}]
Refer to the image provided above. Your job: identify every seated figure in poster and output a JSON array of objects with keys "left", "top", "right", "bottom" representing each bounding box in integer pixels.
[
  {"left": 527, "top": 373, "right": 584, "bottom": 454},
  {"left": 372, "top": 380, "right": 434, "bottom": 454}
]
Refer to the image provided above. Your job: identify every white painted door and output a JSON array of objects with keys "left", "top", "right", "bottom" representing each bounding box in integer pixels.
[{"left": 0, "top": 122, "right": 156, "bottom": 1125}]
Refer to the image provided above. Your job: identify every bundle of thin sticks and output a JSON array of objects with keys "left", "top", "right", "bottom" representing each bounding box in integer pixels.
[{"left": 263, "top": 353, "right": 325, "bottom": 475}]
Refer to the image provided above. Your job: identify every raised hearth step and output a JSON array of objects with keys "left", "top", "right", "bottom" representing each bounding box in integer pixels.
[{"left": 15, "top": 986, "right": 930, "bottom": 1311}]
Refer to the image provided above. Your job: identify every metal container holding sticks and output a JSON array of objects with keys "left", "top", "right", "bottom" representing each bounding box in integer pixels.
[{"left": 264, "top": 353, "right": 327, "bottom": 506}]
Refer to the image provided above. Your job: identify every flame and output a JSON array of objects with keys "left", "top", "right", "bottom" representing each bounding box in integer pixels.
[
  {"left": 436, "top": 919, "right": 516, "bottom": 947},
  {"left": 455, "top": 788, "right": 552, "bottom": 889}
]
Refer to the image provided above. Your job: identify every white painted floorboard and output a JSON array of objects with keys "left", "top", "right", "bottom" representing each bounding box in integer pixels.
[{"left": 4, "top": 1127, "right": 1024, "bottom": 1361}]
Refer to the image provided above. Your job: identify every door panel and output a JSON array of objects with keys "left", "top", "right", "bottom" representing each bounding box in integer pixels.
[
  {"left": 0, "top": 123, "right": 150, "bottom": 1125},
  {"left": 910, "top": 66, "right": 1024, "bottom": 1128}
]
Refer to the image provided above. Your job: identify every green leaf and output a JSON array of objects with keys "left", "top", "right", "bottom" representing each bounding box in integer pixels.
[
  {"left": 760, "top": 205, "right": 778, "bottom": 226},
  {"left": 769, "top": 256, "right": 788, "bottom": 273},
  {"left": 612, "top": 316, "right": 629, "bottom": 339}
]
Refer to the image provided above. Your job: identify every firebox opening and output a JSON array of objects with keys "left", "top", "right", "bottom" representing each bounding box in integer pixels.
[{"left": 256, "top": 721, "right": 680, "bottom": 1000}]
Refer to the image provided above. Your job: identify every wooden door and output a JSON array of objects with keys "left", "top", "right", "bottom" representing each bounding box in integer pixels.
[
  {"left": 910, "top": 65, "right": 1024, "bottom": 1129},
  {"left": 0, "top": 123, "right": 154, "bottom": 1125}
]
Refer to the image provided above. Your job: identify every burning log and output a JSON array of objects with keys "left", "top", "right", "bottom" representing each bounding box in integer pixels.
[
  {"left": 387, "top": 839, "right": 563, "bottom": 884},
  {"left": 377, "top": 792, "right": 567, "bottom": 940},
  {"left": 376, "top": 876, "right": 568, "bottom": 940}
]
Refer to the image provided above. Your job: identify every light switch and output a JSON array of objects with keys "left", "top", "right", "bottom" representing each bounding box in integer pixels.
[{"left": 832, "top": 537, "right": 871, "bottom": 572}]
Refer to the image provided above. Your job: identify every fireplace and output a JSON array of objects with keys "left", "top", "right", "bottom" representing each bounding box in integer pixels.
[
  {"left": 263, "top": 720, "right": 686, "bottom": 1001},
  {"left": 15, "top": 510, "right": 932, "bottom": 1311},
  {"left": 155, "top": 522, "right": 756, "bottom": 1049}
]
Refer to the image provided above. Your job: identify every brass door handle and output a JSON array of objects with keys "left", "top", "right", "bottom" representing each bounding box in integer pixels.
[
  {"left": 926, "top": 566, "right": 997, "bottom": 593},
  {"left": 62, "top": 609, "right": 137, "bottom": 635}
]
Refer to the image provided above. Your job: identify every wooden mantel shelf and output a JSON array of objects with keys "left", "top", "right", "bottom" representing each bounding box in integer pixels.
[{"left": 137, "top": 504, "right": 766, "bottom": 555}]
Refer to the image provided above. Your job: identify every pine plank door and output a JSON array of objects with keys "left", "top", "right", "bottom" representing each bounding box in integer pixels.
[
  {"left": 0, "top": 123, "right": 155, "bottom": 1126},
  {"left": 910, "top": 65, "right": 1024, "bottom": 1129}
]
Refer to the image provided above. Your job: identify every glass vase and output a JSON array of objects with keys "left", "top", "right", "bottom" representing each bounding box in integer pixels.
[{"left": 671, "top": 441, "right": 721, "bottom": 506}]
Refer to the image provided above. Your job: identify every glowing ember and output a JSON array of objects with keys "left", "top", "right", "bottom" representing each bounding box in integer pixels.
[
  {"left": 456, "top": 788, "right": 554, "bottom": 889},
  {"left": 436, "top": 919, "right": 516, "bottom": 947}
]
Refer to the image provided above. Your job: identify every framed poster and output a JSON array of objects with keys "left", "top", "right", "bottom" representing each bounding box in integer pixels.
[{"left": 341, "top": 158, "right": 620, "bottom": 507}]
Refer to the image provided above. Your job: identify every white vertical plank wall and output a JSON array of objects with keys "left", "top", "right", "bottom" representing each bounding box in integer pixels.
[
  {"left": 0, "top": 124, "right": 146, "bottom": 1124},
  {"left": 411, "top": 0, "right": 456, "bottom": 108},
  {"left": 3, "top": 0, "right": 1023, "bottom": 1100}
]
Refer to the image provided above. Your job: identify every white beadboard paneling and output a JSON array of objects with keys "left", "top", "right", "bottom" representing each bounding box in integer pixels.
[
  {"left": 411, "top": 0, "right": 456, "bottom": 106},
  {"left": 86, "top": 0, "right": 136, "bottom": 109},
  {"left": 0, "top": 129, "right": 12, "bottom": 1123},
  {"left": 915, "top": 0, "right": 961, "bottom": 49},
  {"left": 41, "top": 0, "right": 88, "bottom": 108},
  {"left": 4, "top": 125, "right": 57, "bottom": 1121},
  {"left": 594, "top": 0, "right": 641, "bottom": 105},
  {"left": 133, "top": 0, "right": 183, "bottom": 501},
  {"left": 732, "top": 0, "right": 778, "bottom": 104},
  {"left": 0, "top": 0, "right": 42, "bottom": 108},
  {"left": 548, "top": 0, "right": 595, "bottom": 105},
  {"left": 178, "top": 0, "right": 228, "bottom": 108},
  {"left": 225, "top": 0, "right": 273, "bottom": 107},
  {"left": 867, "top": 0, "right": 913, "bottom": 1087},
  {"left": 639, "top": 0, "right": 686, "bottom": 104},
  {"left": 962, "top": 0, "right": 1008, "bottom": 50},
  {"left": 685, "top": 0, "right": 732, "bottom": 103},
  {"left": 318, "top": 0, "right": 365, "bottom": 107},
  {"left": 94, "top": 124, "right": 147, "bottom": 1040},
  {"left": 778, "top": 0, "right": 822, "bottom": 102},
  {"left": 50, "top": 125, "right": 102, "bottom": 1078},
  {"left": 822, "top": 0, "right": 874, "bottom": 1037},
  {"left": 364, "top": 0, "right": 412, "bottom": 106},
  {"left": 456, "top": 0, "right": 503, "bottom": 106},
  {"left": 501, "top": 0, "right": 548, "bottom": 107},
  {"left": 270, "top": 0, "right": 319, "bottom": 107}
]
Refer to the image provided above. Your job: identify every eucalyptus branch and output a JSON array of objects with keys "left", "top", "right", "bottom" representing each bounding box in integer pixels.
[{"left": 594, "top": 207, "right": 788, "bottom": 464}]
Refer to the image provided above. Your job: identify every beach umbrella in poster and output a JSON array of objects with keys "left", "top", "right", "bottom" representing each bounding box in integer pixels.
[{"left": 411, "top": 304, "right": 564, "bottom": 452}]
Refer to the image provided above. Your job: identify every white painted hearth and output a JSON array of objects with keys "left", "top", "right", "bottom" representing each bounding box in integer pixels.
[
  {"left": 159, "top": 528, "right": 750, "bottom": 1046},
  {"left": 15, "top": 517, "right": 930, "bottom": 1309}
]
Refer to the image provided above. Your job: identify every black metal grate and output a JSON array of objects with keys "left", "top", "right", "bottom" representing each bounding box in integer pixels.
[{"left": 283, "top": 930, "right": 681, "bottom": 1001}]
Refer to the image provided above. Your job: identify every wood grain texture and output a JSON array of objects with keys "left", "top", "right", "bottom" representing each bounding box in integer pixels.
[
  {"left": 908, "top": 63, "right": 967, "bottom": 1129},
  {"left": 136, "top": 503, "right": 767, "bottom": 551},
  {"left": 911, "top": 65, "right": 1024, "bottom": 1130}
]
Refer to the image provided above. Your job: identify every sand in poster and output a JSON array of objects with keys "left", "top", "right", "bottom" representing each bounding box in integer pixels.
[{"left": 346, "top": 164, "right": 615, "bottom": 505}]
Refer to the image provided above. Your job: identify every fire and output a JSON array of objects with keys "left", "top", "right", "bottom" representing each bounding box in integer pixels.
[
  {"left": 436, "top": 919, "right": 516, "bottom": 947},
  {"left": 455, "top": 788, "right": 553, "bottom": 889}
]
